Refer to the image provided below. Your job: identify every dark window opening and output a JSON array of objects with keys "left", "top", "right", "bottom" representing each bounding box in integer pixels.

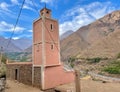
[
  {"left": 46, "top": 11, "right": 49, "bottom": 14},
  {"left": 51, "top": 44, "right": 54, "bottom": 50},
  {"left": 51, "top": 24, "right": 53, "bottom": 30},
  {"left": 15, "top": 69, "right": 18, "bottom": 80}
]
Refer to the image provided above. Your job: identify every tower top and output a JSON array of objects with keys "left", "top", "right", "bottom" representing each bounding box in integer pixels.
[
  {"left": 45, "top": 3, "right": 46, "bottom": 8},
  {"left": 40, "top": 6, "right": 51, "bottom": 18}
]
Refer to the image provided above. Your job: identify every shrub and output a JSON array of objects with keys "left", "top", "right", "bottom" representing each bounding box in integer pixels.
[
  {"left": 117, "top": 53, "right": 120, "bottom": 59},
  {"left": 68, "top": 56, "right": 76, "bottom": 68},
  {"left": 103, "top": 66, "right": 120, "bottom": 74},
  {"left": 0, "top": 64, "right": 6, "bottom": 78},
  {"left": 103, "top": 60, "right": 120, "bottom": 74},
  {"left": 87, "top": 57, "right": 101, "bottom": 63}
]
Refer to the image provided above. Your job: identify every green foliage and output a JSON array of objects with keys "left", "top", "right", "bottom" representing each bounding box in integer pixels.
[
  {"left": 5, "top": 52, "right": 31, "bottom": 62},
  {"left": 117, "top": 53, "right": 120, "bottom": 59},
  {"left": 87, "top": 57, "right": 101, "bottom": 63},
  {"left": 1, "top": 54, "right": 7, "bottom": 64},
  {"left": 109, "top": 28, "right": 114, "bottom": 32},
  {"left": 20, "top": 56, "right": 27, "bottom": 62},
  {"left": 68, "top": 57, "right": 76, "bottom": 68},
  {"left": 103, "top": 60, "right": 120, "bottom": 74},
  {"left": 0, "top": 64, "right": 6, "bottom": 78},
  {"left": 103, "top": 66, "right": 120, "bottom": 74},
  {"left": 68, "top": 57, "right": 76, "bottom": 63}
]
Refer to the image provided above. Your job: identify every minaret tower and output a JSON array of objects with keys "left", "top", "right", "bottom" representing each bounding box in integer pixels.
[
  {"left": 33, "top": 7, "right": 60, "bottom": 67},
  {"left": 33, "top": 7, "right": 74, "bottom": 90}
]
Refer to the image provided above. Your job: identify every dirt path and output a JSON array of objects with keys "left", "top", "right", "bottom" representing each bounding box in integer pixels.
[
  {"left": 55, "top": 78, "right": 120, "bottom": 92},
  {"left": 5, "top": 79, "right": 120, "bottom": 92},
  {"left": 5, "top": 80, "right": 42, "bottom": 92}
]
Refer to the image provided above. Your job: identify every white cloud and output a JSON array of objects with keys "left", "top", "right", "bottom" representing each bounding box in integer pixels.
[
  {"left": 25, "top": 0, "right": 33, "bottom": 6},
  {"left": 0, "top": 2, "right": 10, "bottom": 11},
  {"left": 0, "top": 21, "right": 25, "bottom": 32},
  {"left": 40, "top": 0, "right": 57, "bottom": 6},
  {"left": 41, "top": 0, "right": 52, "bottom": 3},
  {"left": 11, "top": 0, "right": 19, "bottom": 5},
  {"left": 28, "top": 30, "right": 32, "bottom": 32},
  {"left": 23, "top": 0, "right": 38, "bottom": 11},
  {"left": 23, "top": 5, "right": 34, "bottom": 11},
  {"left": 59, "top": 1, "right": 116, "bottom": 35},
  {"left": 12, "top": 37, "right": 20, "bottom": 40}
]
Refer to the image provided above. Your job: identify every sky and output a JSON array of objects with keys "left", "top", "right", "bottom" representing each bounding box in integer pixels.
[{"left": 0, "top": 0, "right": 120, "bottom": 39}]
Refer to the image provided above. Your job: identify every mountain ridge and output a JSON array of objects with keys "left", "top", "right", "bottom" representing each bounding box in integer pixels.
[
  {"left": 0, "top": 36, "right": 32, "bottom": 52},
  {"left": 60, "top": 10, "right": 120, "bottom": 60}
]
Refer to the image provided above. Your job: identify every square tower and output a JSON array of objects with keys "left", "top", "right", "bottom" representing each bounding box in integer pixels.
[
  {"left": 33, "top": 7, "right": 60, "bottom": 66},
  {"left": 33, "top": 7, "right": 74, "bottom": 90}
]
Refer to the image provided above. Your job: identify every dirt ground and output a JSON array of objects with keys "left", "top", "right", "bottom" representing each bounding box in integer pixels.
[
  {"left": 55, "top": 78, "right": 120, "bottom": 92},
  {"left": 5, "top": 80, "right": 42, "bottom": 92},
  {"left": 5, "top": 79, "right": 120, "bottom": 92}
]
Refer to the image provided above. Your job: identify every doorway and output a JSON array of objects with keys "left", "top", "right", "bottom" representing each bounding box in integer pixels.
[{"left": 15, "top": 69, "right": 19, "bottom": 80}]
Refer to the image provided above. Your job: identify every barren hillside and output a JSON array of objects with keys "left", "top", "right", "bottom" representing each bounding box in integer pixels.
[{"left": 60, "top": 10, "right": 120, "bottom": 60}]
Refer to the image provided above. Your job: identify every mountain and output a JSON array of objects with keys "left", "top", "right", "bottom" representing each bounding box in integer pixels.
[
  {"left": 60, "top": 10, "right": 120, "bottom": 60},
  {"left": 80, "top": 27, "right": 120, "bottom": 58},
  {"left": 0, "top": 36, "right": 22, "bottom": 52},
  {"left": 60, "top": 30, "right": 74, "bottom": 40},
  {"left": 12, "top": 38, "right": 32, "bottom": 50},
  {"left": 0, "top": 36, "right": 32, "bottom": 52},
  {"left": 24, "top": 46, "right": 32, "bottom": 52}
]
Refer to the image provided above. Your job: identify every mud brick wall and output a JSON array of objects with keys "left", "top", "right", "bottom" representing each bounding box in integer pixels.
[
  {"left": 33, "top": 67, "right": 41, "bottom": 88},
  {"left": 6, "top": 64, "right": 32, "bottom": 85}
]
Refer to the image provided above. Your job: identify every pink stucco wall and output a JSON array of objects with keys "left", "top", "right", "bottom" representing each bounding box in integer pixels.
[
  {"left": 44, "top": 65, "right": 74, "bottom": 89},
  {"left": 33, "top": 17, "right": 60, "bottom": 66}
]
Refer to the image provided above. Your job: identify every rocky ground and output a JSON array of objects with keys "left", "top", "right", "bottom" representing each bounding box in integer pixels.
[{"left": 0, "top": 78, "right": 6, "bottom": 92}]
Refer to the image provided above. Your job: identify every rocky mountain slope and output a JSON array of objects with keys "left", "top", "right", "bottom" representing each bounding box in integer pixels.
[
  {"left": 60, "top": 30, "right": 74, "bottom": 40},
  {"left": 0, "top": 36, "right": 22, "bottom": 52},
  {"left": 60, "top": 10, "right": 120, "bottom": 60},
  {"left": 80, "top": 28, "right": 120, "bottom": 58},
  {"left": 12, "top": 38, "right": 32, "bottom": 50},
  {"left": 0, "top": 36, "right": 32, "bottom": 52}
]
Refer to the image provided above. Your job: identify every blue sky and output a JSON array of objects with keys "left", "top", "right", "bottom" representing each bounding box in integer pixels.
[{"left": 0, "top": 0, "right": 120, "bottom": 39}]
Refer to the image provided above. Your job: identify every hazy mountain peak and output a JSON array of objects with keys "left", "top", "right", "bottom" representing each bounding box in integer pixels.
[{"left": 60, "top": 30, "right": 74, "bottom": 40}]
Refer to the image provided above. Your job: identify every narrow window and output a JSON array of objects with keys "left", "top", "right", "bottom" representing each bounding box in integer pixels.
[
  {"left": 51, "top": 44, "right": 54, "bottom": 50},
  {"left": 46, "top": 11, "right": 49, "bottom": 14},
  {"left": 51, "top": 24, "right": 53, "bottom": 30}
]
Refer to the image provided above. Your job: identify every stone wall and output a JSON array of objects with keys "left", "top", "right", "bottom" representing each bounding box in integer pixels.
[
  {"left": 6, "top": 64, "right": 32, "bottom": 85},
  {"left": 6, "top": 63, "right": 42, "bottom": 89},
  {"left": 33, "top": 67, "right": 41, "bottom": 88}
]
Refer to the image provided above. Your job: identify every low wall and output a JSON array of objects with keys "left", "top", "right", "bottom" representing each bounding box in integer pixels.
[
  {"left": 6, "top": 62, "right": 42, "bottom": 89},
  {"left": 6, "top": 63, "right": 32, "bottom": 85}
]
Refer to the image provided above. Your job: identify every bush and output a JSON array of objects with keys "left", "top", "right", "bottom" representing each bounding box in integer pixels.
[
  {"left": 1, "top": 54, "right": 7, "bottom": 64},
  {"left": 117, "top": 53, "right": 120, "bottom": 59},
  {"left": 68, "top": 57, "right": 76, "bottom": 68},
  {"left": 87, "top": 57, "right": 101, "bottom": 63},
  {"left": 103, "top": 66, "right": 120, "bottom": 74},
  {"left": 103, "top": 60, "right": 120, "bottom": 74},
  {"left": 0, "top": 64, "right": 6, "bottom": 78}
]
